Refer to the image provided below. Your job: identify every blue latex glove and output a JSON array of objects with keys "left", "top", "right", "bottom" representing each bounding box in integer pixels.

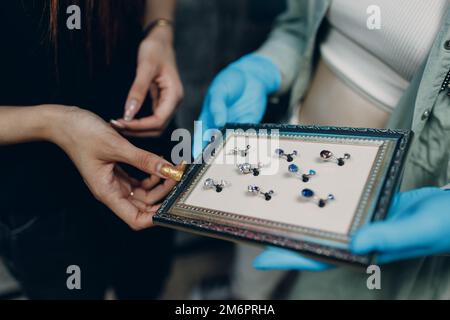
[
  {"left": 253, "top": 246, "right": 332, "bottom": 271},
  {"left": 352, "top": 187, "right": 450, "bottom": 263},
  {"left": 253, "top": 187, "right": 450, "bottom": 270},
  {"left": 193, "top": 54, "right": 281, "bottom": 158}
]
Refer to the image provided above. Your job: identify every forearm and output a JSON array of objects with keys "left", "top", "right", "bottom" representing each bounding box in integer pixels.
[
  {"left": 256, "top": 0, "right": 326, "bottom": 94},
  {"left": 142, "top": 0, "right": 176, "bottom": 46},
  {"left": 144, "top": 0, "right": 176, "bottom": 26},
  {"left": 0, "top": 105, "right": 66, "bottom": 145}
]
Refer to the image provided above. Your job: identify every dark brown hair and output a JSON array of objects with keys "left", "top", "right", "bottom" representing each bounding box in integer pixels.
[{"left": 49, "top": 0, "right": 144, "bottom": 66}]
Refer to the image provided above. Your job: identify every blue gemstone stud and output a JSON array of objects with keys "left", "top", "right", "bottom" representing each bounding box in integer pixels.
[
  {"left": 301, "top": 188, "right": 314, "bottom": 198},
  {"left": 275, "top": 149, "right": 298, "bottom": 162},
  {"left": 300, "top": 188, "right": 334, "bottom": 208},
  {"left": 288, "top": 164, "right": 299, "bottom": 173},
  {"left": 288, "top": 164, "right": 316, "bottom": 182}
]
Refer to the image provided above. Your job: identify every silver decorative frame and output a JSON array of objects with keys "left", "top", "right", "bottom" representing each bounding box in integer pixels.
[{"left": 154, "top": 124, "right": 412, "bottom": 266}]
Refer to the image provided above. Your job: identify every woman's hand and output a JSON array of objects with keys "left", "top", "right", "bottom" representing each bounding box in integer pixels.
[
  {"left": 49, "top": 106, "right": 181, "bottom": 230},
  {"left": 112, "top": 26, "right": 183, "bottom": 137}
]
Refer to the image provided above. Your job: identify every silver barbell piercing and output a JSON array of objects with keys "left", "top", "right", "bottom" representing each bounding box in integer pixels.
[
  {"left": 203, "top": 178, "right": 229, "bottom": 193},
  {"left": 247, "top": 185, "right": 275, "bottom": 201},
  {"left": 228, "top": 145, "right": 251, "bottom": 157},
  {"left": 320, "top": 150, "right": 351, "bottom": 166},
  {"left": 275, "top": 148, "right": 298, "bottom": 162},
  {"left": 300, "top": 188, "right": 335, "bottom": 208},
  {"left": 237, "top": 162, "right": 263, "bottom": 176}
]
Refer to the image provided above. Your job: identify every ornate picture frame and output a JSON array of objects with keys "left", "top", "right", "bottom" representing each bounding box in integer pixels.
[{"left": 154, "top": 124, "right": 412, "bottom": 267}]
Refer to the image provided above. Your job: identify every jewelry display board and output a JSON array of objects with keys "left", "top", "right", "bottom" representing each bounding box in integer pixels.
[{"left": 154, "top": 124, "right": 412, "bottom": 266}]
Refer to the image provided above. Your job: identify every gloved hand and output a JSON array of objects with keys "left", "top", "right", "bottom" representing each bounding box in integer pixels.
[
  {"left": 352, "top": 187, "right": 450, "bottom": 263},
  {"left": 253, "top": 246, "right": 332, "bottom": 271},
  {"left": 253, "top": 187, "right": 450, "bottom": 270},
  {"left": 193, "top": 54, "right": 281, "bottom": 158}
]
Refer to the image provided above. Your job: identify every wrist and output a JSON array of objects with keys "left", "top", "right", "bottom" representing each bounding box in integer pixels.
[
  {"left": 143, "top": 19, "right": 174, "bottom": 45},
  {"left": 38, "top": 104, "right": 79, "bottom": 146}
]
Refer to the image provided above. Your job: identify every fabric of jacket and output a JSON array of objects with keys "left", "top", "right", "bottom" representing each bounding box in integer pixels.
[{"left": 256, "top": 0, "right": 450, "bottom": 299}]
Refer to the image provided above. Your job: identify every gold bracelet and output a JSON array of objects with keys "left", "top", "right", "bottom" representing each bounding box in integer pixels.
[{"left": 143, "top": 18, "right": 174, "bottom": 38}]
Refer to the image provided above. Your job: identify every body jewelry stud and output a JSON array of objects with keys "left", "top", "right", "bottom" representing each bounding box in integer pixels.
[
  {"left": 247, "top": 185, "right": 275, "bottom": 201},
  {"left": 229, "top": 145, "right": 251, "bottom": 157},
  {"left": 320, "top": 150, "right": 351, "bottom": 166},
  {"left": 275, "top": 148, "right": 298, "bottom": 162},
  {"left": 288, "top": 164, "right": 317, "bottom": 182},
  {"left": 203, "top": 178, "right": 229, "bottom": 193},
  {"left": 300, "top": 188, "right": 335, "bottom": 208},
  {"left": 237, "top": 162, "right": 263, "bottom": 176}
]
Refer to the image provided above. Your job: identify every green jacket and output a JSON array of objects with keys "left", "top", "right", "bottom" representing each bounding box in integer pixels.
[
  {"left": 257, "top": 0, "right": 450, "bottom": 299},
  {"left": 257, "top": 0, "right": 450, "bottom": 191}
]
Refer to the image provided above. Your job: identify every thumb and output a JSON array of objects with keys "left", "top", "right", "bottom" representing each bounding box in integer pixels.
[
  {"left": 387, "top": 187, "right": 440, "bottom": 218},
  {"left": 124, "top": 62, "right": 158, "bottom": 121},
  {"left": 116, "top": 141, "right": 182, "bottom": 181},
  {"left": 350, "top": 211, "right": 422, "bottom": 255}
]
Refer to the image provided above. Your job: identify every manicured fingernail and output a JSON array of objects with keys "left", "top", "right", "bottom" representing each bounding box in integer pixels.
[
  {"left": 110, "top": 119, "right": 125, "bottom": 129},
  {"left": 124, "top": 99, "right": 139, "bottom": 121},
  {"left": 159, "top": 164, "right": 184, "bottom": 182},
  {"left": 177, "top": 160, "right": 188, "bottom": 172}
]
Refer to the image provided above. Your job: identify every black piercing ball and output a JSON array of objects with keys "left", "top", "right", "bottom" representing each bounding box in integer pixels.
[{"left": 264, "top": 190, "right": 274, "bottom": 201}]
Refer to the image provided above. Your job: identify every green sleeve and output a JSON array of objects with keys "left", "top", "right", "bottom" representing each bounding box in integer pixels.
[{"left": 256, "top": 0, "right": 330, "bottom": 94}]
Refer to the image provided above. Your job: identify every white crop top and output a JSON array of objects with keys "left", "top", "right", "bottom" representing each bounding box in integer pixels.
[{"left": 320, "top": 0, "right": 448, "bottom": 111}]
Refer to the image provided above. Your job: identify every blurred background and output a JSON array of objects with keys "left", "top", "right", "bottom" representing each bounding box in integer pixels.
[{"left": 0, "top": 0, "right": 293, "bottom": 300}]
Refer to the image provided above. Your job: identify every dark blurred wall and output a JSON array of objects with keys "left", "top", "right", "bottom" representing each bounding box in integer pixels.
[{"left": 174, "top": 0, "right": 286, "bottom": 131}]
